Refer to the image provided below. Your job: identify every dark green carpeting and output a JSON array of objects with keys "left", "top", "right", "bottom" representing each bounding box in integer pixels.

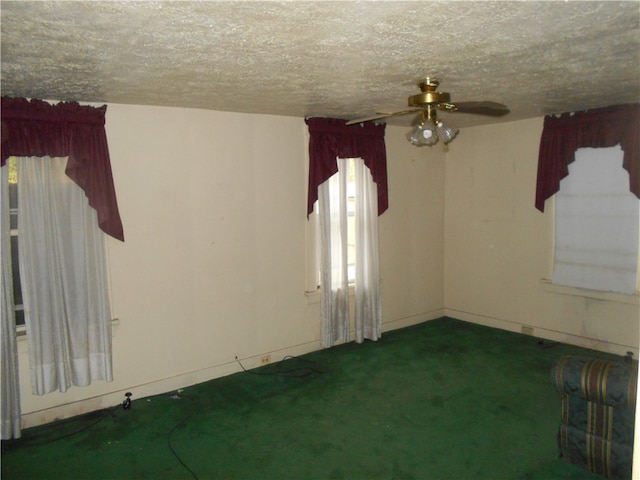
[{"left": 2, "top": 317, "right": 612, "bottom": 479}]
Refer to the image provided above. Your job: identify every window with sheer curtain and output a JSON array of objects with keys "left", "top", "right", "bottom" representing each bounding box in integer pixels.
[
  {"left": 1, "top": 97, "right": 123, "bottom": 440},
  {"left": 305, "top": 118, "right": 387, "bottom": 348},
  {"left": 317, "top": 157, "right": 382, "bottom": 347},
  {"left": 1, "top": 155, "right": 115, "bottom": 439},
  {"left": 535, "top": 104, "right": 640, "bottom": 296},
  {"left": 16, "top": 156, "right": 114, "bottom": 391}
]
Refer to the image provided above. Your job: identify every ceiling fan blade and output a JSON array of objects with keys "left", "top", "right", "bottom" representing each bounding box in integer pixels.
[
  {"left": 346, "top": 108, "right": 421, "bottom": 125},
  {"left": 440, "top": 101, "right": 510, "bottom": 116}
]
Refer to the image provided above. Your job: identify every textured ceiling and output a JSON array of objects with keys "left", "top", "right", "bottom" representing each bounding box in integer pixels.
[{"left": 1, "top": 1, "right": 639, "bottom": 128}]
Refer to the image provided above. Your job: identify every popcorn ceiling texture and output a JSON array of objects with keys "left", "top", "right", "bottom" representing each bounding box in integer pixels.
[{"left": 1, "top": 1, "right": 638, "bottom": 127}]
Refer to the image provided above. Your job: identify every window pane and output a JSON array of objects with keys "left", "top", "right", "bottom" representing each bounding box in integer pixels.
[
  {"left": 7, "top": 158, "right": 24, "bottom": 327},
  {"left": 14, "top": 309, "right": 25, "bottom": 327},
  {"left": 8, "top": 156, "right": 18, "bottom": 184},
  {"left": 9, "top": 183, "right": 18, "bottom": 230},
  {"left": 9, "top": 157, "right": 18, "bottom": 230},
  {"left": 10, "top": 235, "right": 23, "bottom": 306}
]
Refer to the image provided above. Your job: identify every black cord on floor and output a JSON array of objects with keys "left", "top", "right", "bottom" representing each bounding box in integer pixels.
[
  {"left": 168, "top": 418, "right": 199, "bottom": 480},
  {"left": 6, "top": 357, "right": 322, "bottom": 476},
  {"left": 235, "top": 354, "right": 325, "bottom": 377},
  {"left": 1, "top": 408, "right": 115, "bottom": 448}
]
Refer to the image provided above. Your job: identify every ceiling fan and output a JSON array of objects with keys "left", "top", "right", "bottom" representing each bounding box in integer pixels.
[{"left": 346, "top": 78, "right": 510, "bottom": 146}]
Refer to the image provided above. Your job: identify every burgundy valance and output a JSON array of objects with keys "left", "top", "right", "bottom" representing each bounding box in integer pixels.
[
  {"left": 535, "top": 103, "right": 640, "bottom": 212},
  {"left": 306, "top": 117, "right": 388, "bottom": 216},
  {"left": 1, "top": 97, "right": 124, "bottom": 241}
]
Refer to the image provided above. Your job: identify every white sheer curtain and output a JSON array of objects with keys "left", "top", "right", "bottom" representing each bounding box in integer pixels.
[
  {"left": 317, "top": 157, "right": 381, "bottom": 348},
  {"left": 18, "top": 156, "right": 113, "bottom": 395},
  {"left": 1, "top": 165, "right": 22, "bottom": 439},
  {"left": 353, "top": 159, "right": 381, "bottom": 343},
  {"left": 318, "top": 158, "right": 350, "bottom": 347}
]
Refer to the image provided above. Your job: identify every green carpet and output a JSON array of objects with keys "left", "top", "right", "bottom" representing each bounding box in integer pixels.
[{"left": 2, "top": 318, "right": 611, "bottom": 479}]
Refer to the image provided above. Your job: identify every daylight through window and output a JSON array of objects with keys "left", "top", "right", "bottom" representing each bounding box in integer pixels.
[
  {"left": 7, "top": 157, "right": 25, "bottom": 327},
  {"left": 553, "top": 146, "right": 640, "bottom": 295}
]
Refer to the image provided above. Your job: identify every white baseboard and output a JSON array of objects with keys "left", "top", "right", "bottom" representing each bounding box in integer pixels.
[
  {"left": 382, "top": 308, "right": 444, "bottom": 333},
  {"left": 21, "top": 308, "right": 445, "bottom": 429},
  {"left": 26, "top": 307, "right": 631, "bottom": 430},
  {"left": 444, "top": 308, "right": 638, "bottom": 358},
  {"left": 21, "top": 340, "right": 324, "bottom": 429}
]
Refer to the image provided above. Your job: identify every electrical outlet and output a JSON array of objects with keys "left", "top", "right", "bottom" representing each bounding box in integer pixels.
[
  {"left": 260, "top": 355, "right": 271, "bottom": 366},
  {"left": 521, "top": 326, "right": 534, "bottom": 336}
]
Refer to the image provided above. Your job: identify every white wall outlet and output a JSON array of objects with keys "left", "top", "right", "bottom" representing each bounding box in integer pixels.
[{"left": 260, "top": 355, "right": 271, "bottom": 366}]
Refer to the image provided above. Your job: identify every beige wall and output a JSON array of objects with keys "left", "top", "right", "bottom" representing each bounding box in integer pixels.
[
  {"left": 17, "top": 104, "right": 445, "bottom": 425},
  {"left": 444, "top": 117, "right": 639, "bottom": 355},
  {"left": 15, "top": 106, "right": 638, "bottom": 427}
]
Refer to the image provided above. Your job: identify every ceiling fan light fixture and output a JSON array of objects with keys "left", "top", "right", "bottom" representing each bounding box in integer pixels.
[
  {"left": 406, "top": 120, "right": 439, "bottom": 147},
  {"left": 347, "top": 78, "right": 508, "bottom": 146},
  {"left": 436, "top": 120, "right": 459, "bottom": 145}
]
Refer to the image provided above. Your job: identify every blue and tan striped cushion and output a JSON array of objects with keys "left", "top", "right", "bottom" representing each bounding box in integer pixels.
[
  {"left": 552, "top": 355, "right": 637, "bottom": 480},
  {"left": 561, "top": 394, "right": 635, "bottom": 445},
  {"left": 559, "top": 424, "right": 633, "bottom": 480},
  {"left": 552, "top": 356, "right": 637, "bottom": 410}
]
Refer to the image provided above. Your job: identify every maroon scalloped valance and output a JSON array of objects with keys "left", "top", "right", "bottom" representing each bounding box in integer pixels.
[
  {"left": 306, "top": 117, "right": 388, "bottom": 216},
  {"left": 1, "top": 97, "right": 124, "bottom": 241},
  {"left": 535, "top": 103, "right": 640, "bottom": 212}
]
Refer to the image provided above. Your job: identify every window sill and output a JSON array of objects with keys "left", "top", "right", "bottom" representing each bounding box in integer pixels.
[
  {"left": 305, "top": 284, "right": 356, "bottom": 305},
  {"left": 540, "top": 279, "right": 640, "bottom": 305}
]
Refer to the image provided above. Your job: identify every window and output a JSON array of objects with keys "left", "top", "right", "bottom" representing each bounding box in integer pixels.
[
  {"left": 553, "top": 146, "right": 640, "bottom": 295},
  {"left": 7, "top": 157, "right": 25, "bottom": 328},
  {"left": 343, "top": 158, "right": 357, "bottom": 283},
  {"left": 2, "top": 156, "right": 114, "bottom": 394},
  {"left": 2, "top": 98, "right": 121, "bottom": 437},
  {"left": 316, "top": 158, "right": 358, "bottom": 285},
  {"left": 314, "top": 157, "right": 382, "bottom": 346},
  {"left": 306, "top": 158, "right": 357, "bottom": 292}
]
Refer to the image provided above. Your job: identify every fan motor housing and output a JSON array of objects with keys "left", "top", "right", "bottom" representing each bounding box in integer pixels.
[{"left": 408, "top": 91, "right": 451, "bottom": 107}]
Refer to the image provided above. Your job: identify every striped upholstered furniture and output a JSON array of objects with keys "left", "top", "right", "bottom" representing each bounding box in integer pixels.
[{"left": 551, "top": 355, "right": 637, "bottom": 480}]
